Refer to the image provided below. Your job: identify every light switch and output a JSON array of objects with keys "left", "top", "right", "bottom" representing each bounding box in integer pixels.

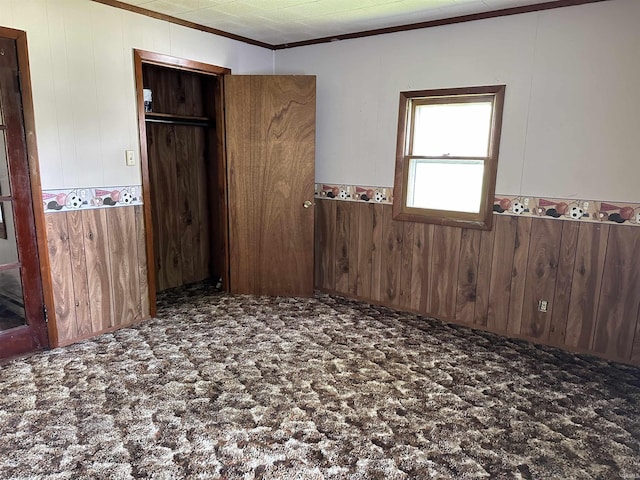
[{"left": 125, "top": 150, "right": 136, "bottom": 166}]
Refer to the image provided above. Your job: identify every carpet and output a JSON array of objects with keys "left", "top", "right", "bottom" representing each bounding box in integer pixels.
[{"left": 1, "top": 283, "right": 639, "bottom": 479}]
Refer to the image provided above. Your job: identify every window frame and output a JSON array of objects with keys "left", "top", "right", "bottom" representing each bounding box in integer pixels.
[{"left": 393, "top": 85, "right": 506, "bottom": 230}]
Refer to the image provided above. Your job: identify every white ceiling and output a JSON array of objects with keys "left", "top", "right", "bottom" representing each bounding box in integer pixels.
[{"left": 114, "top": 0, "right": 559, "bottom": 46}]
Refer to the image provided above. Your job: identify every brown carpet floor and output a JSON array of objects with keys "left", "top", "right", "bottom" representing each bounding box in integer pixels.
[{"left": 1, "top": 282, "right": 639, "bottom": 479}]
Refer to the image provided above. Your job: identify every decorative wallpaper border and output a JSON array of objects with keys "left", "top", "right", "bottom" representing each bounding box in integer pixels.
[
  {"left": 316, "top": 184, "right": 640, "bottom": 227},
  {"left": 315, "top": 184, "right": 393, "bottom": 205},
  {"left": 42, "top": 185, "right": 142, "bottom": 213}
]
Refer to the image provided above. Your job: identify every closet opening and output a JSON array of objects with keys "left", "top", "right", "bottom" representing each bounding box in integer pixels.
[{"left": 134, "top": 50, "right": 230, "bottom": 316}]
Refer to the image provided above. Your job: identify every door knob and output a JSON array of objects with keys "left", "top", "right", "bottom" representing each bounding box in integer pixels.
[{"left": 303, "top": 200, "right": 313, "bottom": 209}]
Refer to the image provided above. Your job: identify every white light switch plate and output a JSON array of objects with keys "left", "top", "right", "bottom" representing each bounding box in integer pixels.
[{"left": 125, "top": 150, "right": 136, "bottom": 166}]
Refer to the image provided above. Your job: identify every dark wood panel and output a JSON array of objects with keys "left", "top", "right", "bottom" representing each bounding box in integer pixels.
[
  {"left": 106, "top": 207, "right": 141, "bottom": 327},
  {"left": 134, "top": 205, "right": 150, "bottom": 319},
  {"left": 370, "top": 204, "right": 384, "bottom": 303},
  {"left": 355, "top": 203, "right": 374, "bottom": 298},
  {"left": 548, "top": 221, "right": 580, "bottom": 344},
  {"left": 82, "top": 209, "right": 114, "bottom": 331},
  {"left": 593, "top": 226, "right": 640, "bottom": 359},
  {"left": 429, "top": 225, "right": 461, "bottom": 319},
  {"left": 45, "top": 213, "right": 77, "bottom": 344},
  {"left": 315, "top": 199, "right": 336, "bottom": 291},
  {"left": 335, "top": 202, "right": 350, "bottom": 293},
  {"left": 66, "top": 211, "right": 92, "bottom": 337},
  {"left": 380, "top": 205, "right": 402, "bottom": 306},
  {"left": 313, "top": 199, "right": 640, "bottom": 366},
  {"left": 348, "top": 203, "right": 360, "bottom": 296},
  {"left": 473, "top": 226, "right": 495, "bottom": 327},
  {"left": 455, "top": 228, "right": 481, "bottom": 324},
  {"left": 148, "top": 123, "right": 181, "bottom": 291},
  {"left": 193, "top": 127, "right": 210, "bottom": 283},
  {"left": 506, "top": 217, "right": 531, "bottom": 335},
  {"left": 398, "top": 222, "right": 414, "bottom": 309},
  {"left": 565, "top": 223, "right": 609, "bottom": 350},
  {"left": 520, "top": 219, "right": 562, "bottom": 339},
  {"left": 175, "top": 125, "right": 196, "bottom": 284},
  {"left": 410, "top": 223, "right": 433, "bottom": 313},
  {"left": 487, "top": 215, "right": 517, "bottom": 331}
]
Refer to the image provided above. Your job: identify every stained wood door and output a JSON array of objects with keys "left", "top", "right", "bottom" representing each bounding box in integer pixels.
[
  {"left": 225, "top": 76, "right": 316, "bottom": 296},
  {"left": 0, "top": 36, "right": 48, "bottom": 359}
]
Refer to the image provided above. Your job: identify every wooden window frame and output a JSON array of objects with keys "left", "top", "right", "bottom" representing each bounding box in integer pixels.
[{"left": 393, "top": 85, "right": 506, "bottom": 230}]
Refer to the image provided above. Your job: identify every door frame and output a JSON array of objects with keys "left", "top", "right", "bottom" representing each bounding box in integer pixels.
[
  {"left": 133, "top": 50, "right": 230, "bottom": 316},
  {"left": 0, "top": 26, "right": 55, "bottom": 354}
]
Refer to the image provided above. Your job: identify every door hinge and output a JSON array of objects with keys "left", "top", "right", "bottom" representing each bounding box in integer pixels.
[
  {"left": 43, "top": 305, "right": 48, "bottom": 323},
  {"left": 16, "top": 72, "right": 23, "bottom": 95}
]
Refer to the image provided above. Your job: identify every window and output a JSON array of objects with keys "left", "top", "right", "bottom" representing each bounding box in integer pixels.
[{"left": 393, "top": 85, "right": 506, "bottom": 230}]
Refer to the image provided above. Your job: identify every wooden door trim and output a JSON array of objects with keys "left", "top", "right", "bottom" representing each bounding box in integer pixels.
[
  {"left": 133, "top": 49, "right": 230, "bottom": 316},
  {"left": 0, "top": 27, "right": 54, "bottom": 348}
]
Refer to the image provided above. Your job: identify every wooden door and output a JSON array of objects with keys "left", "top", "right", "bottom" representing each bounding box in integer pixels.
[
  {"left": 225, "top": 76, "right": 316, "bottom": 296},
  {"left": 0, "top": 35, "right": 48, "bottom": 360}
]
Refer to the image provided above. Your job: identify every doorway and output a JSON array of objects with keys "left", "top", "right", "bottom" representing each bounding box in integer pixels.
[
  {"left": 134, "top": 50, "right": 230, "bottom": 316},
  {"left": 0, "top": 28, "right": 50, "bottom": 360}
]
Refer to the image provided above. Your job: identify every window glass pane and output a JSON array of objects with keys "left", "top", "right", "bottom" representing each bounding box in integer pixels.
[
  {"left": 0, "top": 130, "right": 9, "bottom": 196},
  {"left": 0, "top": 201, "right": 18, "bottom": 264},
  {"left": 412, "top": 101, "right": 492, "bottom": 157},
  {"left": 0, "top": 267, "right": 26, "bottom": 330},
  {"left": 407, "top": 159, "right": 484, "bottom": 213}
]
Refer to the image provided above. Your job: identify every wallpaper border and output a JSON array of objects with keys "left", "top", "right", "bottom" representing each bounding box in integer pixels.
[
  {"left": 315, "top": 184, "right": 640, "bottom": 227},
  {"left": 42, "top": 185, "right": 142, "bottom": 213}
]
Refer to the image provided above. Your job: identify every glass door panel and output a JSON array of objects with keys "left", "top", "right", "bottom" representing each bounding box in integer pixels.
[
  {"left": 0, "top": 267, "right": 25, "bottom": 330},
  {"left": 0, "top": 200, "right": 25, "bottom": 333}
]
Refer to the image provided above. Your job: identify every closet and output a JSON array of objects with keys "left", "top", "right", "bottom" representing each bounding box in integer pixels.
[
  {"left": 139, "top": 59, "right": 228, "bottom": 294},
  {"left": 135, "top": 50, "right": 316, "bottom": 315}
]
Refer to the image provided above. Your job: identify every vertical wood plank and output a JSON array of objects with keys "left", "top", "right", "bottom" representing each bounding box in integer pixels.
[
  {"left": 474, "top": 226, "right": 496, "bottom": 327},
  {"left": 565, "top": 223, "right": 609, "bottom": 350},
  {"left": 348, "top": 203, "right": 360, "bottom": 296},
  {"left": 455, "top": 228, "right": 481, "bottom": 324},
  {"left": 66, "top": 211, "right": 92, "bottom": 337},
  {"left": 370, "top": 204, "right": 385, "bottom": 302},
  {"left": 487, "top": 215, "right": 517, "bottom": 332},
  {"left": 593, "top": 226, "right": 640, "bottom": 359},
  {"left": 314, "top": 199, "right": 336, "bottom": 291},
  {"left": 399, "top": 221, "right": 414, "bottom": 309},
  {"left": 548, "top": 221, "right": 580, "bottom": 345},
  {"left": 429, "top": 225, "right": 462, "bottom": 319},
  {"left": 356, "top": 203, "right": 374, "bottom": 298},
  {"left": 82, "top": 208, "right": 113, "bottom": 331},
  {"left": 193, "top": 126, "right": 210, "bottom": 282},
  {"left": 106, "top": 207, "right": 141, "bottom": 327},
  {"left": 135, "top": 205, "right": 150, "bottom": 319},
  {"left": 520, "top": 219, "right": 562, "bottom": 339},
  {"left": 335, "top": 202, "right": 350, "bottom": 294},
  {"left": 380, "top": 205, "right": 403, "bottom": 306},
  {"left": 175, "top": 125, "right": 196, "bottom": 284},
  {"left": 45, "top": 213, "right": 78, "bottom": 345},
  {"left": 148, "top": 123, "right": 181, "bottom": 291},
  {"left": 411, "top": 223, "right": 434, "bottom": 314},
  {"left": 506, "top": 217, "right": 532, "bottom": 335}
]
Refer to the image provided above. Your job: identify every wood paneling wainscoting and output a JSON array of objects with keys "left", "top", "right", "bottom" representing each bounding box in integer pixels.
[
  {"left": 45, "top": 206, "right": 149, "bottom": 347},
  {"left": 315, "top": 199, "right": 640, "bottom": 366}
]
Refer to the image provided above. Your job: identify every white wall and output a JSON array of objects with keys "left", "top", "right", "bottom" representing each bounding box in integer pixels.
[
  {"left": 2, "top": 0, "right": 274, "bottom": 190},
  {"left": 275, "top": 0, "right": 640, "bottom": 203}
]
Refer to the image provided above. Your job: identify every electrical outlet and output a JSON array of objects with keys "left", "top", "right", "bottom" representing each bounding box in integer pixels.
[
  {"left": 538, "top": 300, "right": 548, "bottom": 313},
  {"left": 523, "top": 197, "right": 529, "bottom": 207},
  {"left": 125, "top": 150, "right": 136, "bottom": 166},
  {"left": 583, "top": 201, "right": 589, "bottom": 210}
]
